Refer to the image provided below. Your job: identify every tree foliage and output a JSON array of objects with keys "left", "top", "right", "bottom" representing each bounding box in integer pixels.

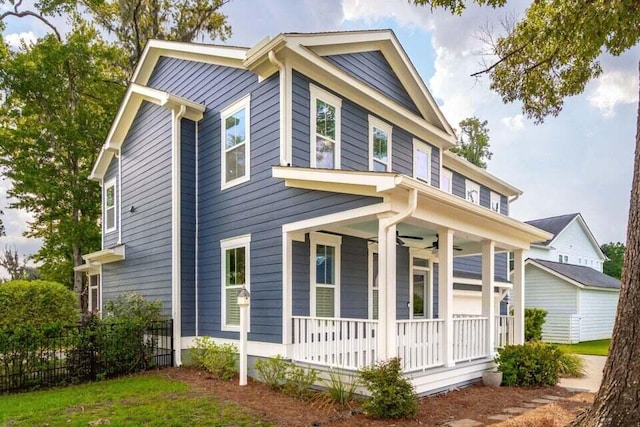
[
  {"left": 451, "top": 116, "right": 493, "bottom": 169},
  {"left": 601, "top": 242, "right": 625, "bottom": 279}
]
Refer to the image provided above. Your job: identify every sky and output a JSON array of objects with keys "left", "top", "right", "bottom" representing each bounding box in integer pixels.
[{"left": 0, "top": 0, "right": 637, "bottom": 265}]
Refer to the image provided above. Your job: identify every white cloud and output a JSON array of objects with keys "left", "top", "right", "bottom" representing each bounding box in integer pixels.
[
  {"left": 587, "top": 70, "right": 638, "bottom": 118},
  {"left": 3, "top": 31, "right": 37, "bottom": 49},
  {"left": 500, "top": 114, "right": 524, "bottom": 131},
  {"left": 342, "top": 0, "right": 434, "bottom": 30}
]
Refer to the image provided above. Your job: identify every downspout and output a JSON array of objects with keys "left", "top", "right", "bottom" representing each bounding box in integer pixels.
[
  {"left": 172, "top": 105, "right": 187, "bottom": 366},
  {"left": 268, "top": 50, "right": 289, "bottom": 166}
]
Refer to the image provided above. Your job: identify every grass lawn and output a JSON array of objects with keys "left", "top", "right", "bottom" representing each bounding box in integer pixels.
[
  {"left": 0, "top": 374, "right": 272, "bottom": 426},
  {"left": 559, "top": 339, "right": 611, "bottom": 356}
]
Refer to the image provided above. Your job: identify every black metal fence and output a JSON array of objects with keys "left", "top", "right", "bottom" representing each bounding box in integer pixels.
[{"left": 0, "top": 319, "right": 173, "bottom": 394}]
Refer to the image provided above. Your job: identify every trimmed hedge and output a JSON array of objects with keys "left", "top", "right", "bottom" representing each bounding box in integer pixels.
[
  {"left": 0, "top": 280, "right": 79, "bottom": 328},
  {"left": 495, "top": 341, "right": 562, "bottom": 386},
  {"left": 525, "top": 308, "right": 548, "bottom": 341}
]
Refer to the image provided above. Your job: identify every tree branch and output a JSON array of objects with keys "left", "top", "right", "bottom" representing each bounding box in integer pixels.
[{"left": 0, "top": 10, "right": 62, "bottom": 41}]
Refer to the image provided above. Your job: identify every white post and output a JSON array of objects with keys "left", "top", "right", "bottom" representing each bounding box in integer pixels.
[
  {"left": 482, "top": 240, "right": 495, "bottom": 356},
  {"left": 238, "top": 287, "right": 251, "bottom": 386},
  {"left": 512, "top": 249, "right": 525, "bottom": 344},
  {"left": 438, "top": 227, "right": 454, "bottom": 367}
]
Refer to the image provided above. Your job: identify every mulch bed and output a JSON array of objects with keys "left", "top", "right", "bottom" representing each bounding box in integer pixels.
[{"left": 156, "top": 367, "right": 581, "bottom": 426}]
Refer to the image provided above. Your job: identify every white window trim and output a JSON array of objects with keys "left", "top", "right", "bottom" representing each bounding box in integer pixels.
[
  {"left": 440, "top": 169, "right": 453, "bottom": 193},
  {"left": 490, "top": 191, "right": 501, "bottom": 213},
  {"left": 409, "top": 254, "right": 432, "bottom": 320},
  {"left": 310, "top": 84, "right": 342, "bottom": 169},
  {"left": 104, "top": 178, "right": 117, "bottom": 234},
  {"left": 310, "top": 231, "right": 341, "bottom": 318},
  {"left": 412, "top": 139, "right": 431, "bottom": 184},
  {"left": 220, "top": 234, "right": 251, "bottom": 332},
  {"left": 368, "top": 115, "right": 393, "bottom": 172},
  {"left": 367, "top": 242, "right": 378, "bottom": 320},
  {"left": 558, "top": 253, "right": 569, "bottom": 264},
  {"left": 220, "top": 95, "right": 251, "bottom": 190},
  {"left": 88, "top": 273, "right": 101, "bottom": 314},
  {"left": 465, "top": 179, "right": 481, "bottom": 205}
]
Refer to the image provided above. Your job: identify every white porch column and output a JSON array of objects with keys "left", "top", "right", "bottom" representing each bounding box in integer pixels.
[
  {"left": 377, "top": 219, "right": 397, "bottom": 361},
  {"left": 438, "top": 227, "right": 454, "bottom": 367},
  {"left": 512, "top": 249, "right": 525, "bottom": 344},
  {"left": 482, "top": 240, "right": 495, "bottom": 355}
]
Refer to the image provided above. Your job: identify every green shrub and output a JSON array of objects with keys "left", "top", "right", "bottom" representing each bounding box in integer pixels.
[
  {"left": 188, "top": 336, "right": 238, "bottom": 381},
  {"left": 558, "top": 350, "right": 585, "bottom": 378},
  {"left": 283, "top": 364, "right": 318, "bottom": 400},
  {"left": 324, "top": 368, "right": 359, "bottom": 407},
  {"left": 524, "top": 308, "right": 548, "bottom": 341},
  {"left": 0, "top": 280, "right": 79, "bottom": 328},
  {"left": 358, "top": 358, "right": 418, "bottom": 420},
  {"left": 254, "top": 354, "right": 289, "bottom": 390},
  {"left": 103, "top": 293, "right": 163, "bottom": 327},
  {"left": 495, "top": 341, "right": 562, "bottom": 386}
]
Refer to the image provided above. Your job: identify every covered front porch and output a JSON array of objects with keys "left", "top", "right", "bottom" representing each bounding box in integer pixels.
[{"left": 275, "top": 167, "right": 550, "bottom": 392}]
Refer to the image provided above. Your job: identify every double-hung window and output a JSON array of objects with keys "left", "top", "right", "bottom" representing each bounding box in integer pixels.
[
  {"left": 369, "top": 116, "right": 392, "bottom": 172},
  {"left": 221, "top": 95, "right": 251, "bottom": 189},
  {"left": 221, "top": 235, "right": 251, "bottom": 331},
  {"left": 310, "top": 85, "right": 341, "bottom": 169},
  {"left": 310, "top": 232, "right": 341, "bottom": 318},
  {"left": 465, "top": 179, "right": 480, "bottom": 205},
  {"left": 490, "top": 191, "right": 501, "bottom": 213},
  {"left": 413, "top": 139, "right": 431, "bottom": 183},
  {"left": 104, "top": 178, "right": 116, "bottom": 233}
]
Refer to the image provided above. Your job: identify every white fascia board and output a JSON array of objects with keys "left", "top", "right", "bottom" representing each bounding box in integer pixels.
[
  {"left": 272, "top": 166, "right": 399, "bottom": 194},
  {"left": 82, "top": 244, "right": 126, "bottom": 264},
  {"left": 573, "top": 214, "right": 608, "bottom": 261},
  {"left": 443, "top": 151, "right": 523, "bottom": 197}
]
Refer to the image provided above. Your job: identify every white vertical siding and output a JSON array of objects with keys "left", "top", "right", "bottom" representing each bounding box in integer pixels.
[{"left": 579, "top": 289, "right": 619, "bottom": 341}]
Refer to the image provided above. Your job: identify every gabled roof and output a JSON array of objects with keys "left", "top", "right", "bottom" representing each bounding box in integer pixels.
[
  {"left": 526, "top": 259, "right": 620, "bottom": 291},
  {"left": 524, "top": 213, "right": 606, "bottom": 260},
  {"left": 443, "top": 151, "right": 523, "bottom": 198}
]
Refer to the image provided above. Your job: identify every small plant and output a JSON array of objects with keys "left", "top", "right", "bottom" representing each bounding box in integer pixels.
[
  {"left": 189, "top": 336, "right": 238, "bottom": 380},
  {"left": 524, "top": 308, "right": 548, "bottom": 341},
  {"left": 558, "top": 350, "right": 585, "bottom": 378},
  {"left": 103, "top": 292, "right": 163, "bottom": 327},
  {"left": 283, "top": 364, "right": 318, "bottom": 400},
  {"left": 324, "top": 368, "right": 359, "bottom": 407},
  {"left": 358, "top": 358, "right": 418, "bottom": 420},
  {"left": 495, "top": 341, "right": 562, "bottom": 386},
  {"left": 254, "top": 355, "right": 289, "bottom": 390}
]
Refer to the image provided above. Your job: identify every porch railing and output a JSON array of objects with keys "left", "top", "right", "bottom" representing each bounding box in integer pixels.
[
  {"left": 452, "top": 316, "right": 488, "bottom": 362},
  {"left": 396, "top": 319, "right": 445, "bottom": 372},
  {"left": 291, "top": 316, "right": 378, "bottom": 370},
  {"left": 494, "top": 315, "right": 515, "bottom": 348}
]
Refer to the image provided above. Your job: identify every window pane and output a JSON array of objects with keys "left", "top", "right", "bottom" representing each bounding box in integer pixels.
[
  {"left": 416, "top": 149, "right": 429, "bottom": 181},
  {"left": 226, "top": 247, "right": 246, "bottom": 286},
  {"left": 316, "top": 100, "right": 335, "bottom": 140},
  {"left": 225, "top": 109, "right": 246, "bottom": 149},
  {"left": 372, "top": 289, "right": 379, "bottom": 320},
  {"left": 316, "top": 244, "right": 335, "bottom": 285},
  {"left": 413, "top": 273, "right": 425, "bottom": 317},
  {"left": 90, "top": 288, "right": 98, "bottom": 312},
  {"left": 316, "top": 138, "right": 335, "bottom": 168},
  {"left": 441, "top": 175, "right": 451, "bottom": 192},
  {"left": 373, "top": 127, "right": 388, "bottom": 162},
  {"left": 558, "top": 254, "right": 563, "bottom": 263},
  {"left": 372, "top": 253, "right": 378, "bottom": 289},
  {"left": 316, "top": 287, "right": 335, "bottom": 317},
  {"left": 467, "top": 189, "right": 479, "bottom": 204},
  {"left": 372, "top": 160, "right": 387, "bottom": 172},
  {"left": 106, "top": 207, "right": 115, "bottom": 230},
  {"left": 226, "top": 287, "right": 240, "bottom": 325},
  {"left": 106, "top": 186, "right": 115, "bottom": 208},
  {"left": 225, "top": 145, "right": 246, "bottom": 182}
]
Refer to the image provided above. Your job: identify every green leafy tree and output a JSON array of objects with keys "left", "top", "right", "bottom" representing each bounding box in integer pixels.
[
  {"left": 601, "top": 242, "right": 625, "bottom": 279},
  {"left": 413, "top": 1, "right": 640, "bottom": 425},
  {"left": 451, "top": 117, "right": 493, "bottom": 169}
]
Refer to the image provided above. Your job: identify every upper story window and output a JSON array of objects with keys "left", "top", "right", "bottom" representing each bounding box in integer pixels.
[
  {"left": 440, "top": 169, "right": 453, "bottom": 193},
  {"left": 310, "top": 232, "right": 341, "bottom": 318},
  {"left": 413, "top": 139, "right": 431, "bottom": 183},
  {"left": 465, "top": 179, "right": 480, "bottom": 205},
  {"left": 221, "top": 95, "right": 251, "bottom": 190},
  {"left": 558, "top": 254, "right": 569, "bottom": 263},
  {"left": 221, "top": 234, "right": 251, "bottom": 331},
  {"left": 310, "top": 85, "right": 341, "bottom": 169},
  {"left": 490, "top": 191, "right": 501, "bottom": 213},
  {"left": 104, "top": 178, "right": 116, "bottom": 233},
  {"left": 369, "top": 116, "right": 392, "bottom": 172}
]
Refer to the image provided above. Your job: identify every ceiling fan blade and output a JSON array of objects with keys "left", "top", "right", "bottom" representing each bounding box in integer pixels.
[
  {"left": 453, "top": 246, "right": 463, "bottom": 251},
  {"left": 398, "top": 234, "right": 424, "bottom": 240}
]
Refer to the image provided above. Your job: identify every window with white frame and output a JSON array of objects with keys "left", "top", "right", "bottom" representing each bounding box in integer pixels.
[
  {"left": 104, "top": 179, "right": 116, "bottom": 233},
  {"left": 221, "top": 95, "right": 251, "bottom": 189},
  {"left": 310, "top": 232, "right": 341, "bottom": 318},
  {"left": 558, "top": 254, "right": 568, "bottom": 263},
  {"left": 465, "top": 179, "right": 480, "bottom": 205},
  {"left": 221, "top": 235, "right": 250, "bottom": 330},
  {"left": 310, "top": 85, "right": 341, "bottom": 169},
  {"left": 369, "top": 116, "right": 392, "bottom": 172},
  {"left": 413, "top": 139, "right": 431, "bottom": 183},
  {"left": 440, "top": 169, "right": 453, "bottom": 193},
  {"left": 490, "top": 191, "right": 501, "bottom": 213},
  {"left": 368, "top": 243, "right": 379, "bottom": 320},
  {"left": 89, "top": 274, "right": 101, "bottom": 313}
]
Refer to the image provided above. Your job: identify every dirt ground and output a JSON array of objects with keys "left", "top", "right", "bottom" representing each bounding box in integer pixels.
[{"left": 157, "top": 367, "right": 590, "bottom": 426}]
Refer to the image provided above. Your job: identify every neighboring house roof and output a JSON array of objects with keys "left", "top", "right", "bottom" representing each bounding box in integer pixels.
[
  {"left": 524, "top": 213, "right": 607, "bottom": 260},
  {"left": 526, "top": 258, "right": 620, "bottom": 291}
]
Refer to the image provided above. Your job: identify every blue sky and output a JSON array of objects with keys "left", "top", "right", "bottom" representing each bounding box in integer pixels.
[{"left": 1, "top": 0, "right": 637, "bottom": 263}]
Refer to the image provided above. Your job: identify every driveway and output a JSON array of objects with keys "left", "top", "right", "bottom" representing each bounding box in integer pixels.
[{"left": 559, "top": 355, "right": 607, "bottom": 392}]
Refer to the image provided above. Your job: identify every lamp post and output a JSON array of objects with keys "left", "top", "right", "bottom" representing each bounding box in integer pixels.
[{"left": 237, "top": 286, "right": 250, "bottom": 386}]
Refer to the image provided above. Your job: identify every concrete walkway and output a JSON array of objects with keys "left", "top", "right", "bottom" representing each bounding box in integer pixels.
[{"left": 559, "top": 355, "right": 607, "bottom": 393}]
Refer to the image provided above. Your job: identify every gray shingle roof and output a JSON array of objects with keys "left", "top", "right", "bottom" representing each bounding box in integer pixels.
[
  {"left": 531, "top": 259, "right": 620, "bottom": 290},
  {"left": 524, "top": 213, "right": 579, "bottom": 246}
]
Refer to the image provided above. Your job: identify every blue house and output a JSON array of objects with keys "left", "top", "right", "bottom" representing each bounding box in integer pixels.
[{"left": 78, "top": 30, "right": 550, "bottom": 394}]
